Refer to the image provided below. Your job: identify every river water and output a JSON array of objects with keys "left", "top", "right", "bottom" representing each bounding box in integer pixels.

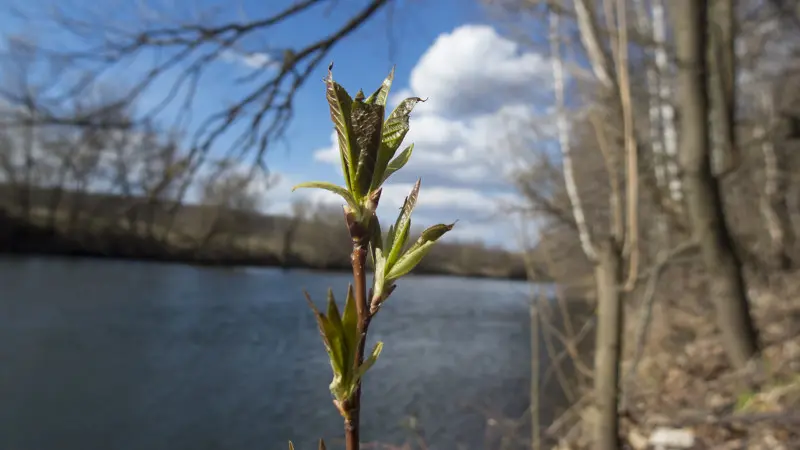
[{"left": 0, "top": 256, "right": 537, "bottom": 450}]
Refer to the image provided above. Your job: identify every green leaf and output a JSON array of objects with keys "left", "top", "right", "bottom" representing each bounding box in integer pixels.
[
  {"left": 292, "top": 182, "right": 359, "bottom": 213},
  {"left": 387, "top": 180, "right": 420, "bottom": 268},
  {"left": 304, "top": 292, "right": 345, "bottom": 377},
  {"left": 384, "top": 224, "right": 395, "bottom": 251},
  {"left": 356, "top": 341, "right": 384, "bottom": 380},
  {"left": 326, "top": 290, "right": 349, "bottom": 379},
  {"left": 386, "top": 222, "right": 455, "bottom": 280},
  {"left": 370, "top": 97, "right": 422, "bottom": 190},
  {"left": 341, "top": 284, "right": 358, "bottom": 361},
  {"left": 326, "top": 289, "right": 344, "bottom": 331},
  {"left": 373, "top": 247, "right": 387, "bottom": 302},
  {"left": 390, "top": 224, "right": 410, "bottom": 269},
  {"left": 382, "top": 97, "right": 423, "bottom": 153},
  {"left": 351, "top": 98, "right": 385, "bottom": 197},
  {"left": 365, "top": 67, "right": 394, "bottom": 106},
  {"left": 420, "top": 222, "right": 456, "bottom": 242},
  {"left": 325, "top": 68, "right": 357, "bottom": 193},
  {"left": 369, "top": 143, "right": 394, "bottom": 192},
  {"left": 381, "top": 143, "right": 414, "bottom": 185},
  {"left": 368, "top": 213, "right": 382, "bottom": 266}
]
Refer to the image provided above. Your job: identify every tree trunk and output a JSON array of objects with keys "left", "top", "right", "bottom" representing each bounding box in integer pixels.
[
  {"left": 530, "top": 298, "right": 541, "bottom": 450},
  {"left": 707, "top": 0, "right": 739, "bottom": 176},
  {"left": 550, "top": 8, "right": 597, "bottom": 262},
  {"left": 756, "top": 91, "right": 795, "bottom": 269},
  {"left": 281, "top": 220, "right": 299, "bottom": 267},
  {"left": 592, "top": 239, "right": 623, "bottom": 450},
  {"left": 653, "top": 0, "right": 682, "bottom": 206},
  {"left": 672, "top": 0, "right": 761, "bottom": 368}
]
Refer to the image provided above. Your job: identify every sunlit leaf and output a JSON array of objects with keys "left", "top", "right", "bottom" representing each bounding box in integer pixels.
[
  {"left": 351, "top": 99, "right": 385, "bottom": 197},
  {"left": 288, "top": 441, "right": 295, "bottom": 450},
  {"left": 325, "top": 67, "right": 357, "bottom": 193},
  {"left": 373, "top": 247, "right": 387, "bottom": 302},
  {"left": 386, "top": 222, "right": 455, "bottom": 280},
  {"left": 390, "top": 224, "right": 410, "bottom": 269},
  {"left": 369, "top": 143, "right": 394, "bottom": 192},
  {"left": 291, "top": 182, "right": 359, "bottom": 212},
  {"left": 370, "top": 97, "right": 422, "bottom": 191},
  {"left": 382, "top": 97, "right": 423, "bottom": 153},
  {"left": 420, "top": 222, "right": 456, "bottom": 242},
  {"left": 387, "top": 180, "right": 421, "bottom": 268},
  {"left": 356, "top": 341, "right": 384, "bottom": 380},
  {"left": 381, "top": 143, "right": 414, "bottom": 185},
  {"left": 365, "top": 67, "right": 394, "bottom": 106}
]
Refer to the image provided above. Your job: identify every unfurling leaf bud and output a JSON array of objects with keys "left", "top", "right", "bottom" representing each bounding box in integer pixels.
[{"left": 303, "top": 287, "right": 383, "bottom": 414}]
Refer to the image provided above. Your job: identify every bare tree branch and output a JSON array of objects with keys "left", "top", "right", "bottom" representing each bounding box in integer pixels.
[{"left": 8, "top": 0, "right": 391, "bottom": 170}]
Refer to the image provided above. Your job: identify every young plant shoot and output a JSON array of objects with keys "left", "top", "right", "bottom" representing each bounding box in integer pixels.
[{"left": 290, "top": 65, "right": 454, "bottom": 450}]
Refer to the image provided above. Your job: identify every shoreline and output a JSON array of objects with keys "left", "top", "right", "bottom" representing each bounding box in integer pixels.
[
  {"left": 0, "top": 249, "right": 531, "bottom": 281},
  {"left": 0, "top": 208, "right": 537, "bottom": 282}
]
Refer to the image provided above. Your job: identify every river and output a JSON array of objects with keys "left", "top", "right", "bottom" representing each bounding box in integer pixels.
[{"left": 0, "top": 256, "right": 539, "bottom": 450}]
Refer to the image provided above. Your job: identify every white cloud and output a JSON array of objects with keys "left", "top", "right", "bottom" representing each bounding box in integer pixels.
[
  {"left": 377, "top": 182, "right": 518, "bottom": 213},
  {"left": 398, "top": 24, "right": 554, "bottom": 116},
  {"left": 308, "top": 24, "right": 557, "bottom": 249},
  {"left": 219, "top": 49, "right": 275, "bottom": 69},
  {"left": 265, "top": 173, "right": 346, "bottom": 217}
]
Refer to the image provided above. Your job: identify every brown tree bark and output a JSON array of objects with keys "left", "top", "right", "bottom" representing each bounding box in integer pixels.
[
  {"left": 707, "top": 0, "right": 739, "bottom": 176},
  {"left": 344, "top": 239, "right": 370, "bottom": 450},
  {"left": 592, "top": 239, "right": 623, "bottom": 450},
  {"left": 672, "top": 0, "right": 761, "bottom": 368}
]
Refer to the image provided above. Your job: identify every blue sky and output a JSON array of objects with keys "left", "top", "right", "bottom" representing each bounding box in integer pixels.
[{"left": 2, "top": 0, "right": 558, "bottom": 249}]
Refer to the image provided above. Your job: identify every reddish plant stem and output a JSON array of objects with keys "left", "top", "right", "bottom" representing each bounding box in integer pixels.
[{"left": 345, "top": 238, "right": 370, "bottom": 450}]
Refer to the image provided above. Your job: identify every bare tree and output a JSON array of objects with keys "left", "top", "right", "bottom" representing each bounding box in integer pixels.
[
  {"left": 671, "top": 0, "right": 760, "bottom": 368},
  {"left": 502, "top": 1, "right": 645, "bottom": 447},
  {"left": 196, "top": 159, "right": 274, "bottom": 251}
]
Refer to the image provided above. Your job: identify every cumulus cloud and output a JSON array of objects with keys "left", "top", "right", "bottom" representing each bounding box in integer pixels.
[
  {"left": 398, "top": 25, "right": 553, "bottom": 116},
  {"left": 309, "top": 24, "right": 557, "bottom": 248}
]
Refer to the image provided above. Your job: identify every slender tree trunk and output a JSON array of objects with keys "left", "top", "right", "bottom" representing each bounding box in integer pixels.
[
  {"left": 707, "top": 0, "right": 739, "bottom": 175},
  {"left": 633, "top": 0, "right": 667, "bottom": 192},
  {"left": 614, "top": 0, "right": 641, "bottom": 289},
  {"left": 592, "top": 239, "right": 623, "bottom": 450},
  {"left": 21, "top": 117, "right": 34, "bottom": 222},
  {"left": 530, "top": 297, "right": 541, "bottom": 450},
  {"left": 756, "top": 91, "right": 795, "bottom": 269},
  {"left": 654, "top": 0, "right": 682, "bottom": 207},
  {"left": 574, "top": 0, "right": 614, "bottom": 90},
  {"left": 635, "top": 0, "right": 683, "bottom": 211},
  {"left": 672, "top": 0, "right": 761, "bottom": 368},
  {"left": 550, "top": 8, "right": 597, "bottom": 262},
  {"left": 281, "top": 225, "right": 297, "bottom": 267}
]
